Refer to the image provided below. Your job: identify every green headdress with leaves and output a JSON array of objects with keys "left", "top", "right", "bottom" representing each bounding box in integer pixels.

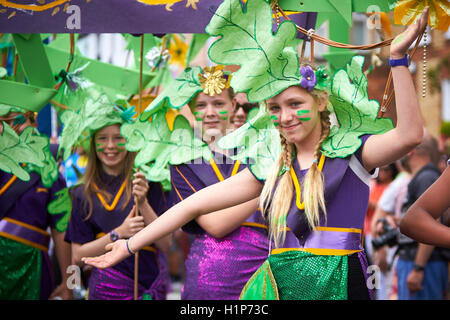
[
  {"left": 207, "top": 0, "right": 394, "bottom": 179},
  {"left": 121, "top": 65, "right": 233, "bottom": 190}
]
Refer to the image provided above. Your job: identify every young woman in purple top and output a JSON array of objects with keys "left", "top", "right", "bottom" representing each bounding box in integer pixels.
[
  {"left": 168, "top": 68, "right": 269, "bottom": 300},
  {"left": 65, "top": 123, "right": 171, "bottom": 300},
  {"left": 83, "top": 7, "right": 429, "bottom": 300}
]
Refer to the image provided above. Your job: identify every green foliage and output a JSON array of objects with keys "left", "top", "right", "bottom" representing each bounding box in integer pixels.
[
  {"left": 0, "top": 124, "right": 47, "bottom": 181},
  {"left": 322, "top": 56, "right": 394, "bottom": 158},
  {"left": 206, "top": 0, "right": 300, "bottom": 103},
  {"left": 47, "top": 187, "right": 72, "bottom": 232},
  {"left": 218, "top": 105, "right": 281, "bottom": 180}
]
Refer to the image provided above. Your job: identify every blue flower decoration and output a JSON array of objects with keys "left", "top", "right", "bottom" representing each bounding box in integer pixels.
[
  {"left": 300, "top": 66, "right": 317, "bottom": 92},
  {"left": 115, "top": 105, "right": 137, "bottom": 124}
]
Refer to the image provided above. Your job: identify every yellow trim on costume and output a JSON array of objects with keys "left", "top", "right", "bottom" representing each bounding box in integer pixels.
[
  {"left": 36, "top": 187, "right": 48, "bottom": 193},
  {"left": 0, "top": 174, "right": 17, "bottom": 196},
  {"left": 209, "top": 158, "right": 241, "bottom": 182},
  {"left": 231, "top": 160, "right": 241, "bottom": 177},
  {"left": 290, "top": 154, "right": 326, "bottom": 210},
  {"left": 0, "top": 217, "right": 50, "bottom": 252},
  {"left": 314, "top": 226, "right": 362, "bottom": 234},
  {"left": 3, "top": 217, "right": 50, "bottom": 236},
  {"left": 241, "top": 222, "right": 268, "bottom": 229},
  {"left": 0, "top": 232, "right": 49, "bottom": 252},
  {"left": 93, "top": 179, "right": 127, "bottom": 211},
  {"left": 174, "top": 166, "right": 197, "bottom": 193},
  {"left": 270, "top": 247, "right": 362, "bottom": 256},
  {"left": 171, "top": 180, "right": 184, "bottom": 201}
]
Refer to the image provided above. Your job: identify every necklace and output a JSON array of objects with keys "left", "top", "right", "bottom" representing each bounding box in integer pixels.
[
  {"left": 93, "top": 179, "right": 127, "bottom": 211},
  {"left": 289, "top": 154, "right": 326, "bottom": 210}
]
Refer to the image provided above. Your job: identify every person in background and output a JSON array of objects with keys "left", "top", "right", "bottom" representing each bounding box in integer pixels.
[
  {"left": 230, "top": 92, "right": 258, "bottom": 130},
  {"left": 394, "top": 134, "right": 448, "bottom": 300},
  {"left": 0, "top": 107, "right": 72, "bottom": 300},
  {"left": 64, "top": 112, "right": 172, "bottom": 300}
]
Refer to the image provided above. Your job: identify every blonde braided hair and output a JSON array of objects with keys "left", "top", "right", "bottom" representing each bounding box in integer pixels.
[{"left": 260, "top": 91, "right": 331, "bottom": 248}]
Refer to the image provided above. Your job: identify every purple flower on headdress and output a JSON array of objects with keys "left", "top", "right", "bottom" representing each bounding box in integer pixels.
[{"left": 300, "top": 66, "right": 317, "bottom": 92}]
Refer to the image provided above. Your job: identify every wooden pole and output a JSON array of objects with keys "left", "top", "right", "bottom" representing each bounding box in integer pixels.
[{"left": 134, "top": 34, "right": 144, "bottom": 301}]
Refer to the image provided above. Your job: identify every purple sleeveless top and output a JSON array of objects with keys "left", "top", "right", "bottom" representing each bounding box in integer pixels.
[
  {"left": 252, "top": 135, "right": 375, "bottom": 251},
  {"left": 169, "top": 150, "right": 269, "bottom": 300},
  {"left": 65, "top": 170, "right": 169, "bottom": 289}
]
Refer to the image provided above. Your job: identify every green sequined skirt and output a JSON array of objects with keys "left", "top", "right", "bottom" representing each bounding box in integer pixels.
[
  {"left": 240, "top": 250, "right": 349, "bottom": 300},
  {"left": 0, "top": 237, "right": 42, "bottom": 299}
]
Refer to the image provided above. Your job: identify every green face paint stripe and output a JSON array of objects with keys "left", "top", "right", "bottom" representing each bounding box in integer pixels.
[
  {"left": 218, "top": 110, "right": 228, "bottom": 115},
  {"left": 194, "top": 111, "right": 204, "bottom": 121},
  {"left": 97, "top": 148, "right": 104, "bottom": 152},
  {"left": 270, "top": 115, "right": 279, "bottom": 120},
  {"left": 298, "top": 117, "right": 311, "bottom": 121},
  {"left": 117, "top": 142, "right": 126, "bottom": 147},
  {"left": 220, "top": 116, "right": 229, "bottom": 120},
  {"left": 296, "top": 110, "right": 310, "bottom": 115}
]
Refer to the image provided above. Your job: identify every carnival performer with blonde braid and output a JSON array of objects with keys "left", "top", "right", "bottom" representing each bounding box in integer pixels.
[{"left": 83, "top": 0, "right": 429, "bottom": 300}]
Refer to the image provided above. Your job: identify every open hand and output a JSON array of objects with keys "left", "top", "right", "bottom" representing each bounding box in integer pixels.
[
  {"left": 82, "top": 239, "right": 130, "bottom": 269},
  {"left": 390, "top": 7, "right": 429, "bottom": 59}
]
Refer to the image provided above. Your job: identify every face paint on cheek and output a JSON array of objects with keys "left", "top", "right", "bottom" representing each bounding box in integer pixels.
[
  {"left": 270, "top": 115, "right": 279, "bottom": 127},
  {"left": 297, "top": 110, "right": 311, "bottom": 121},
  {"left": 116, "top": 142, "right": 126, "bottom": 152},
  {"left": 96, "top": 143, "right": 104, "bottom": 152},
  {"left": 193, "top": 111, "right": 204, "bottom": 121},
  {"left": 219, "top": 110, "right": 229, "bottom": 120}
]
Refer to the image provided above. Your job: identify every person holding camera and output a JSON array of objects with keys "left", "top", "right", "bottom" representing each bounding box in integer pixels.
[{"left": 393, "top": 134, "right": 448, "bottom": 300}]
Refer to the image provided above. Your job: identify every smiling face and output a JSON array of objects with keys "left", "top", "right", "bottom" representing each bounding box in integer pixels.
[
  {"left": 94, "top": 124, "right": 128, "bottom": 175},
  {"left": 266, "top": 86, "right": 326, "bottom": 146},
  {"left": 192, "top": 89, "right": 235, "bottom": 141}
]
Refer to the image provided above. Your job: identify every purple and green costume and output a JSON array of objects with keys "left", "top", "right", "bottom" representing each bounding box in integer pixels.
[
  {"left": 170, "top": 151, "right": 270, "bottom": 300},
  {"left": 65, "top": 170, "right": 169, "bottom": 300},
  {"left": 0, "top": 170, "right": 67, "bottom": 300},
  {"left": 241, "top": 135, "right": 376, "bottom": 300}
]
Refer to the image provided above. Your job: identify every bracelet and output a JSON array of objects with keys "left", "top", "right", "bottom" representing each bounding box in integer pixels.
[
  {"left": 389, "top": 54, "right": 410, "bottom": 67},
  {"left": 126, "top": 239, "right": 135, "bottom": 255}
]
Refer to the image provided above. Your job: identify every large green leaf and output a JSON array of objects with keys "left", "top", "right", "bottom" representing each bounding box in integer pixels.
[
  {"left": 218, "top": 104, "right": 281, "bottom": 180},
  {"left": 26, "top": 143, "right": 59, "bottom": 188},
  {"left": 206, "top": 0, "right": 301, "bottom": 102},
  {"left": 322, "top": 56, "right": 394, "bottom": 158},
  {"left": 140, "top": 66, "right": 203, "bottom": 120},
  {"left": 0, "top": 124, "right": 47, "bottom": 181},
  {"left": 47, "top": 187, "right": 72, "bottom": 232},
  {"left": 169, "top": 115, "right": 213, "bottom": 165}
]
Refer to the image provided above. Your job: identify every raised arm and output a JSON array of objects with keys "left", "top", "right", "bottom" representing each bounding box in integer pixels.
[
  {"left": 362, "top": 8, "right": 429, "bottom": 172},
  {"left": 400, "top": 166, "right": 450, "bottom": 247},
  {"left": 82, "top": 168, "right": 263, "bottom": 268}
]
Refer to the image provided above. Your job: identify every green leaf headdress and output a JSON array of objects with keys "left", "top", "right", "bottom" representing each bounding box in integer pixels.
[
  {"left": 207, "top": 0, "right": 394, "bottom": 179},
  {"left": 58, "top": 85, "right": 137, "bottom": 162},
  {"left": 121, "top": 65, "right": 233, "bottom": 190}
]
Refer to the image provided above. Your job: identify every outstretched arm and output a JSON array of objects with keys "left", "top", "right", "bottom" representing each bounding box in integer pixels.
[
  {"left": 362, "top": 8, "right": 429, "bottom": 172},
  {"left": 82, "top": 168, "right": 263, "bottom": 268},
  {"left": 196, "top": 197, "right": 260, "bottom": 238},
  {"left": 400, "top": 166, "right": 450, "bottom": 247}
]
